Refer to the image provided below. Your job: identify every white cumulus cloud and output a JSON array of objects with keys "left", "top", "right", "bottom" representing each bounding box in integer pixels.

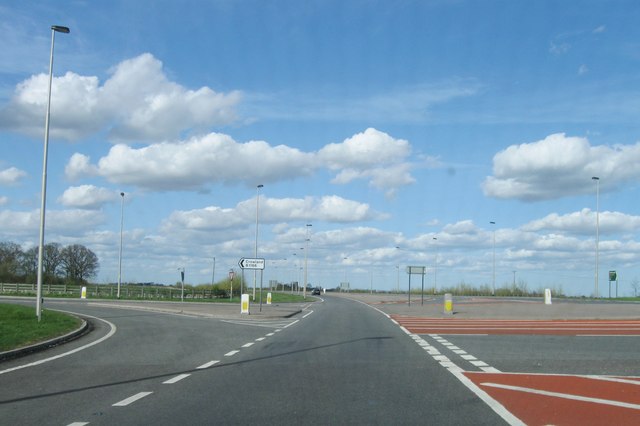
[{"left": 483, "top": 133, "right": 640, "bottom": 201}]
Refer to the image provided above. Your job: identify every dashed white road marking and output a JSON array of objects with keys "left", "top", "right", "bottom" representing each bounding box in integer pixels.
[
  {"left": 242, "top": 342, "right": 255, "bottom": 348},
  {"left": 197, "top": 360, "right": 220, "bottom": 369},
  {"left": 225, "top": 350, "right": 240, "bottom": 357},
  {"left": 113, "top": 392, "right": 153, "bottom": 407},
  {"left": 163, "top": 374, "right": 191, "bottom": 384},
  {"left": 67, "top": 423, "right": 89, "bottom": 426}
]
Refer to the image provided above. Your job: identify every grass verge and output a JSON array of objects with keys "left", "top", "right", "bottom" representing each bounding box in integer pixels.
[{"left": 0, "top": 303, "right": 82, "bottom": 352}]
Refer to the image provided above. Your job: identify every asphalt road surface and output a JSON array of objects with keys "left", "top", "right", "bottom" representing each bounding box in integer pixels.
[{"left": 1, "top": 294, "right": 639, "bottom": 425}]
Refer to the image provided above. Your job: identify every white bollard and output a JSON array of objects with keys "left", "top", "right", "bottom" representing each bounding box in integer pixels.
[
  {"left": 81, "top": 286, "right": 87, "bottom": 299},
  {"left": 544, "top": 288, "right": 552, "bottom": 305},
  {"left": 267, "top": 292, "right": 272, "bottom": 305}
]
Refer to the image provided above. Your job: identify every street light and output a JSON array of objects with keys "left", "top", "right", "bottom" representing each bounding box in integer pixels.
[
  {"left": 253, "top": 184, "right": 264, "bottom": 300},
  {"left": 303, "top": 224, "right": 312, "bottom": 298},
  {"left": 432, "top": 237, "right": 438, "bottom": 294},
  {"left": 36, "top": 25, "right": 70, "bottom": 321},
  {"left": 489, "top": 221, "right": 496, "bottom": 295},
  {"left": 592, "top": 176, "right": 600, "bottom": 297},
  {"left": 117, "top": 192, "right": 125, "bottom": 299}
]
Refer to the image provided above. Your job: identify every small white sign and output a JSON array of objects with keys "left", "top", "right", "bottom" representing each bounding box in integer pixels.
[{"left": 238, "top": 257, "right": 265, "bottom": 270}]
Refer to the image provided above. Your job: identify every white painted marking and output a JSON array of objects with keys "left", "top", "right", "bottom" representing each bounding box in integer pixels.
[
  {"left": 256, "top": 337, "right": 266, "bottom": 341},
  {"left": 113, "top": 392, "right": 153, "bottom": 407},
  {"left": 266, "top": 333, "right": 275, "bottom": 336},
  {"left": 481, "top": 367, "right": 502, "bottom": 373},
  {"left": 471, "top": 360, "right": 489, "bottom": 367},
  {"left": 482, "top": 382, "right": 640, "bottom": 410},
  {"left": 302, "top": 310, "right": 314, "bottom": 319},
  {"left": 163, "top": 374, "right": 191, "bottom": 384},
  {"left": 67, "top": 423, "right": 89, "bottom": 426},
  {"left": 584, "top": 375, "right": 640, "bottom": 385},
  {"left": 225, "top": 350, "right": 240, "bottom": 357},
  {"left": 283, "top": 320, "right": 299, "bottom": 329},
  {"left": 433, "top": 355, "right": 451, "bottom": 362},
  {"left": 451, "top": 371, "right": 525, "bottom": 426},
  {"left": 453, "top": 349, "right": 467, "bottom": 355},
  {"left": 242, "top": 342, "right": 255, "bottom": 348},
  {"left": 461, "top": 354, "right": 477, "bottom": 360},
  {"left": 197, "top": 360, "right": 220, "bottom": 369},
  {"left": 1, "top": 312, "right": 117, "bottom": 376}
]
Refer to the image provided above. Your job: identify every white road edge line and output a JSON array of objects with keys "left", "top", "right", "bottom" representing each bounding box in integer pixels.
[
  {"left": 163, "top": 374, "right": 191, "bottom": 384},
  {"left": 113, "top": 392, "right": 153, "bottom": 407},
  {"left": 482, "top": 382, "right": 640, "bottom": 410},
  {"left": 0, "top": 312, "right": 117, "bottom": 376}
]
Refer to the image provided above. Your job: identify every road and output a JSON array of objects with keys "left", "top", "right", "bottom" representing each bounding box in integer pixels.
[{"left": 1, "top": 294, "right": 639, "bottom": 425}]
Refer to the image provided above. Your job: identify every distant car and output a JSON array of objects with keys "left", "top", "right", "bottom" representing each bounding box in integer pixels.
[{"left": 312, "top": 288, "right": 321, "bottom": 295}]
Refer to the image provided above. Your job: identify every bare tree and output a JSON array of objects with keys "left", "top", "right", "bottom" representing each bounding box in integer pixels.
[{"left": 60, "top": 244, "right": 99, "bottom": 284}]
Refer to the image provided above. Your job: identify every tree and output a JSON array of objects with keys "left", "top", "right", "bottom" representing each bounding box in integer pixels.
[
  {"left": 60, "top": 244, "right": 99, "bottom": 284},
  {"left": 0, "top": 242, "right": 22, "bottom": 281}
]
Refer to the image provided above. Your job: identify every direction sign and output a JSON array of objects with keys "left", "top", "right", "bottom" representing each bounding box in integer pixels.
[{"left": 238, "top": 257, "right": 265, "bottom": 270}]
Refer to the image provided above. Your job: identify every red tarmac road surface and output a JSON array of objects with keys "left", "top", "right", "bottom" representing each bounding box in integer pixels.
[
  {"left": 392, "top": 316, "right": 640, "bottom": 335},
  {"left": 465, "top": 372, "right": 640, "bottom": 426}
]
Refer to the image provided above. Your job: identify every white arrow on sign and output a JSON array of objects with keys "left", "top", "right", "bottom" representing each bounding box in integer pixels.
[{"left": 238, "top": 257, "right": 265, "bottom": 270}]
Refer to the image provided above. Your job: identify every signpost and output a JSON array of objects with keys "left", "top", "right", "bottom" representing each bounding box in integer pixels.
[
  {"left": 406, "top": 266, "right": 426, "bottom": 306},
  {"left": 609, "top": 270, "right": 618, "bottom": 298},
  {"left": 239, "top": 258, "right": 266, "bottom": 311},
  {"left": 238, "top": 258, "right": 265, "bottom": 270}
]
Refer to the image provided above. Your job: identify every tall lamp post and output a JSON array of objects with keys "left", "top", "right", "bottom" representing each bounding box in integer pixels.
[
  {"left": 117, "top": 192, "right": 124, "bottom": 299},
  {"left": 592, "top": 176, "right": 600, "bottom": 298},
  {"left": 253, "top": 184, "right": 263, "bottom": 300},
  {"left": 490, "top": 221, "right": 496, "bottom": 295},
  {"left": 432, "top": 237, "right": 438, "bottom": 294},
  {"left": 303, "top": 224, "right": 312, "bottom": 298},
  {"left": 36, "top": 25, "right": 70, "bottom": 321}
]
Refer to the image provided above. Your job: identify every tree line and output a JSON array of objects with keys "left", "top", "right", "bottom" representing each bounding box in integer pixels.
[{"left": 0, "top": 241, "right": 99, "bottom": 285}]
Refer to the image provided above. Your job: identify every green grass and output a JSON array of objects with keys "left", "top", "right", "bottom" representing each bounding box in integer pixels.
[{"left": 0, "top": 303, "right": 82, "bottom": 352}]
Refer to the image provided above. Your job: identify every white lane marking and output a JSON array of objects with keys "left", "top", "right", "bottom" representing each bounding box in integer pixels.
[
  {"left": 255, "top": 337, "right": 266, "bottom": 341},
  {"left": 461, "top": 354, "right": 477, "bottom": 360},
  {"left": 450, "top": 371, "right": 525, "bottom": 426},
  {"left": 481, "top": 367, "right": 502, "bottom": 373},
  {"left": 197, "top": 360, "right": 220, "bottom": 369},
  {"left": 283, "top": 320, "right": 299, "bottom": 329},
  {"left": 356, "top": 305, "right": 518, "bottom": 425},
  {"left": 67, "top": 423, "right": 89, "bottom": 426},
  {"left": 163, "top": 374, "right": 191, "bottom": 384},
  {"left": 471, "top": 360, "right": 489, "bottom": 367},
  {"left": 482, "top": 382, "right": 640, "bottom": 410},
  {"left": 113, "top": 392, "right": 153, "bottom": 407},
  {"left": 302, "top": 310, "right": 314, "bottom": 319},
  {"left": 225, "top": 350, "right": 240, "bottom": 357},
  {"left": 583, "top": 375, "right": 640, "bottom": 385},
  {"left": 266, "top": 333, "right": 275, "bottom": 336},
  {"left": 242, "top": 342, "right": 255, "bottom": 348},
  {"left": 0, "top": 312, "right": 117, "bottom": 376}
]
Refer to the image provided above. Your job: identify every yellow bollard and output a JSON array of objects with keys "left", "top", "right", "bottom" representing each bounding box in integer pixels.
[
  {"left": 241, "top": 294, "right": 250, "bottom": 314},
  {"left": 444, "top": 293, "right": 453, "bottom": 315}
]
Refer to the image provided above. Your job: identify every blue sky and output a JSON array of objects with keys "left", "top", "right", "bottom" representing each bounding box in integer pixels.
[{"left": 2, "top": 0, "right": 640, "bottom": 296}]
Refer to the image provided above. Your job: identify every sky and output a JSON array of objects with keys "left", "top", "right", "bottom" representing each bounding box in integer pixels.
[{"left": 1, "top": 0, "right": 640, "bottom": 296}]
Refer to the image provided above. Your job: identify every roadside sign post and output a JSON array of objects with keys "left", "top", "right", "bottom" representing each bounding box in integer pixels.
[
  {"left": 406, "top": 266, "right": 426, "bottom": 306},
  {"left": 238, "top": 258, "right": 266, "bottom": 312},
  {"left": 228, "top": 269, "right": 235, "bottom": 300},
  {"left": 609, "top": 271, "right": 617, "bottom": 298}
]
